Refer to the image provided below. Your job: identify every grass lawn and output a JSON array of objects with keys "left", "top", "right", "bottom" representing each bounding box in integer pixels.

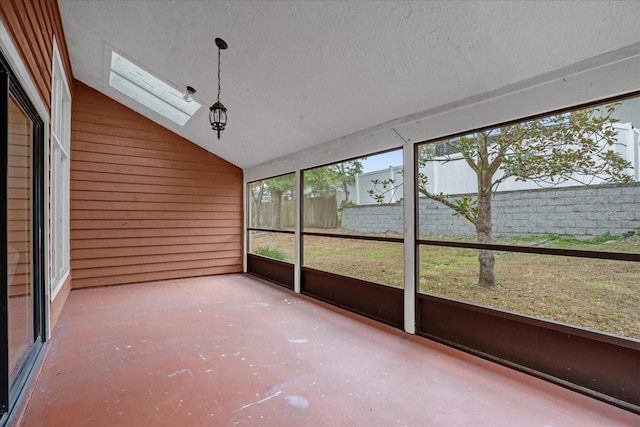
[{"left": 249, "top": 230, "right": 640, "bottom": 340}]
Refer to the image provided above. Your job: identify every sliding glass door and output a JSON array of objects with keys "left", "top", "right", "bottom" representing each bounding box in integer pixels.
[
  {"left": 1, "top": 53, "right": 44, "bottom": 418},
  {"left": 7, "top": 94, "right": 36, "bottom": 385}
]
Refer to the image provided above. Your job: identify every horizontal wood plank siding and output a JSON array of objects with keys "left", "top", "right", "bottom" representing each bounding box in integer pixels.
[
  {"left": 70, "top": 82, "right": 243, "bottom": 288},
  {"left": 0, "top": 0, "right": 73, "bottom": 108},
  {"left": 69, "top": 266, "right": 241, "bottom": 289}
]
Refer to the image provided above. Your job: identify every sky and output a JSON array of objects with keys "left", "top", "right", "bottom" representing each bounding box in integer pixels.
[{"left": 360, "top": 149, "right": 403, "bottom": 173}]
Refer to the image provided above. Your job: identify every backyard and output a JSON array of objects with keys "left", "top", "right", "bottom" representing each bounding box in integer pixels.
[{"left": 249, "top": 230, "right": 640, "bottom": 340}]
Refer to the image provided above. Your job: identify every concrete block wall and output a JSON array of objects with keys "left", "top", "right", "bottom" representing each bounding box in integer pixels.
[
  {"left": 342, "top": 183, "right": 640, "bottom": 238},
  {"left": 342, "top": 203, "right": 405, "bottom": 234}
]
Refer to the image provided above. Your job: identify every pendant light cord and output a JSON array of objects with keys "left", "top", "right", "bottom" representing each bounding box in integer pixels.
[{"left": 217, "top": 47, "right": 222, "bottom": 102}]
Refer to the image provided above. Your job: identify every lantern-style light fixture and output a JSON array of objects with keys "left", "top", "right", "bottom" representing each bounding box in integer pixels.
[{"left": 209, "top": 37, "right": 228, "bottom": 140}]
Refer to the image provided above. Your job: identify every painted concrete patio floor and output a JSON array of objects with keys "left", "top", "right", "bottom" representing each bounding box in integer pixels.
[{"left": 19, "top": 274, "right": 639, "bottom": 426}]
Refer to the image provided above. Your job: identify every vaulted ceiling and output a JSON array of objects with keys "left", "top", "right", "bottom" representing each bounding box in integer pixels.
[{"left": 58, "top": 1, "right": 640, "bottom": 170}]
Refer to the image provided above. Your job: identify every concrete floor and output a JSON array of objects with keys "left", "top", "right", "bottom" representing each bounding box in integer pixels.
[{"left": 19, "top": 274, "right": 639, "bottom": 426}]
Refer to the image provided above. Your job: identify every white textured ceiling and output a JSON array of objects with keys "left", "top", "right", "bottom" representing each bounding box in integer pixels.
[{"left": 58, "top": 1, "right": 640, "bottom": 169}]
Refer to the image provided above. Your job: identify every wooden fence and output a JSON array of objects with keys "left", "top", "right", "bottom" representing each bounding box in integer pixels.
[{"left": 254, "top": 196, "right": 337, "bottom": 229}]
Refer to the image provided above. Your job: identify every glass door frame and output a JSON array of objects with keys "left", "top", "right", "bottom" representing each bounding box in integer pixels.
[{"left": 0, "top": 52, "right": 45, "bottom": 418}]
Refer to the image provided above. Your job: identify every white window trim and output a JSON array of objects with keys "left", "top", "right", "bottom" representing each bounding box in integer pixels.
[{"left": 50, "top": 36, "right": 71, "bottom": 300}]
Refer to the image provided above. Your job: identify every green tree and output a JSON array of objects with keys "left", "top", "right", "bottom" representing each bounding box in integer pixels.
[
  {"left": 304, "top": 160, "right": 365, "bottom": 200},
  {"left": 371, "top": 103, "right": 632, "bottom": 287},
  {"left": 304, "top": 167, "right": 341, "bottom": 197},
  {"left": 249, "top": 180, "right": 266, "bottom": 227},
  {"left": 266, "top": 175, "right": 295, "bottom": 230},
  {"left": 330, "top": 160, "right": 364, "bottom": 205},
  {"left": 261, "top": 161, "right": 366, "bottom": 231}
]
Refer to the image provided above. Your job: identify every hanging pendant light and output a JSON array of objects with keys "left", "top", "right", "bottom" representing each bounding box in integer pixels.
[{"left": 209, "top": 37, "right": 228, "bottom": 140}]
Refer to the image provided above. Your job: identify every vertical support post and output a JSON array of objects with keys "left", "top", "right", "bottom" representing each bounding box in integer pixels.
[
  {"left": 634, "top": 129, "right": 640, "bottom": 182},
  {"left": 242, "top": 180, "right": 248, "bottom": 273},
  {"left": 294, "top": 169, "right": 302, "bottom": 294},
  {"left": 402, "top": 143, "right": 416, "bottom": 334}
]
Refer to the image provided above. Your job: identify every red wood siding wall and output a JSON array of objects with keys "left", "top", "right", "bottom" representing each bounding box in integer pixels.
[
  {"left": 0, "top": 0, "right": 74, "bottom": 326},
  {"left": 0, "top": 0, "right": 73, "bottom": 108},
  {"left": 70, "top": 82, "right": 243, "bottom": 288}
]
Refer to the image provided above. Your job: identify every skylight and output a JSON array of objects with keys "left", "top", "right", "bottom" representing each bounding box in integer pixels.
[{"left": 109, "top": 51, "right": 201, "bottom": 126}]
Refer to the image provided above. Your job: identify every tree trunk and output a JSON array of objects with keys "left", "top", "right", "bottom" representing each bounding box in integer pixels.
[
  {"left": 342, "top": 182, "right": 350, "bottom": 205},
  {"left": 272, "top": 189, "right": 283, "bottom": 230},
  {"left": 251, "top": 196, "right": 262, "bottom": 227},
  {"left": 476, "top": 190, "right": 495, "bottom": 287},
  {"left": 476, "top": 133, "right": 495, "bottom": 287},
  {"left": 251, "top": 183, "right": 264, "bottom": 227},
  {"left": 254, "top": 203, "right": 262, "bottom": 227},
  {"left": 251, "top": 200, "right": 257, "bottom": 226}
]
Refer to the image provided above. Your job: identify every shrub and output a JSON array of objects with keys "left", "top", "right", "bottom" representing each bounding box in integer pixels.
[{"left": 253, "top": 246, "right": 289, "bottom": 261}]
